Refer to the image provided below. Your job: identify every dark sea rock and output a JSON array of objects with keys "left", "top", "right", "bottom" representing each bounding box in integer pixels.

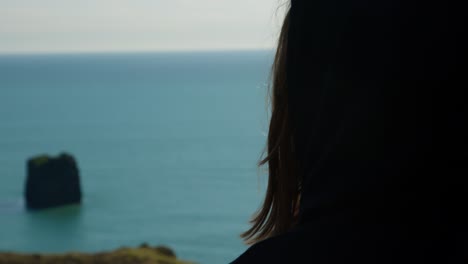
[{"left": 25, "top": 153, "right": 82, "bottom": 210}]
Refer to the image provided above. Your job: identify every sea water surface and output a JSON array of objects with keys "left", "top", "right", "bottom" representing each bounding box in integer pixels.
[{"left": 0, "top": 50, "right": 273, "bottom": 264}]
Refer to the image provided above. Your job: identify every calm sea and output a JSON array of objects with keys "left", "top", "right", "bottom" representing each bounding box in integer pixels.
[{"left": 0, "top": 50, "right": 273, "bottom": 264}]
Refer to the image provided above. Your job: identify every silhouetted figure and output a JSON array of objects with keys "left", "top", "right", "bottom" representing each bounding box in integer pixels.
[{"left": 232, "top": 0, "right": 466, "bottom": 263}]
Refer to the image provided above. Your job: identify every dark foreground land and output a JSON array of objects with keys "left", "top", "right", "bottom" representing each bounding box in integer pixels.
[{"left": 0, "top": 244, "right": 195, "bottom": 264}]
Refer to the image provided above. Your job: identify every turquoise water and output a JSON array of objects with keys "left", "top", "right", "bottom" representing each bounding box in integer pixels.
[{"left": 0, "top": 51, "right": 272, "bottom": 263}]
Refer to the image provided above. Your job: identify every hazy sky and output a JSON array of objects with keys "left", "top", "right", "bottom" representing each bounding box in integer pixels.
[{"left": 0, "top": 0, "right": 287, "bottom": 54}]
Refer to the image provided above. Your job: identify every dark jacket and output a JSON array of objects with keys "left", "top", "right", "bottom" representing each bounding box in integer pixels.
[{"left": 232, "top": 0, "right": 466, "bottom": 263}]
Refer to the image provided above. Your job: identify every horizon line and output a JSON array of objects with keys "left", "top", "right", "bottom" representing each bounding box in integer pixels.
[{"left": 0, "top": 47, "right": 275, "bottom": 56}]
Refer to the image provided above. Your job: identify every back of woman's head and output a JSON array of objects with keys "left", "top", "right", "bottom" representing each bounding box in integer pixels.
[{"left": 242, "top": 0, "right": 466, "bottom": 245}]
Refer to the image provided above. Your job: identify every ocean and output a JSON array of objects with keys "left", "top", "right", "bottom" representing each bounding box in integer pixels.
[{"left": 0, "top": 50, "right": 273, "bottom": 264}]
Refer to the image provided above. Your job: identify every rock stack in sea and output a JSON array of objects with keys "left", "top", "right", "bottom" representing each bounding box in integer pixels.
[{"left": 25, "top": 153, "right": 82, "bottom": 210}]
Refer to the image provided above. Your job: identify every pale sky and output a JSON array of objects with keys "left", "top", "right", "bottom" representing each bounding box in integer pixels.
[{"left": 0, "top": 0, "right": 288, "bottom": 54}]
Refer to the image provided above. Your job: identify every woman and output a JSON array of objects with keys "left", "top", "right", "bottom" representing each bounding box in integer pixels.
[{"left": 232, "top": 0, "right": 466, "bottom": 263}]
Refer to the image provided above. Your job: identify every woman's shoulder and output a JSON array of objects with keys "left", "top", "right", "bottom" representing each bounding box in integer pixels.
[
  {"left": 230, "top": 222, "right": 362, "bottom": 264},
  {"left": 230, "top": 216, "right": 464, "bottom": 264},
  {"left": 230, "top": 229, "right": 306, "bottom": 264}
]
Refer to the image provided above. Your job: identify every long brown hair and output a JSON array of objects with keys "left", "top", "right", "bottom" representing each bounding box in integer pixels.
[{"left": 241, "top": 7, "right": 301, "bottom": 245}]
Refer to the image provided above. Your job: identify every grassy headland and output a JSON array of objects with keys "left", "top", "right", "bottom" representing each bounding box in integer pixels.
[{"left": 0, "top": 244, "right": 195, "bottom": 264}]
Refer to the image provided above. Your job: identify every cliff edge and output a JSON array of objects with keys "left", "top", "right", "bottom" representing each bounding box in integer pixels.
[{"left": 0, "top": 244, "right": 195, "bottom": 264}]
